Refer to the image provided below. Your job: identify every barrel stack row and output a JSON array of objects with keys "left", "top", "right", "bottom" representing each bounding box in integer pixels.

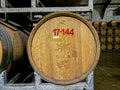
[
  {"left": 0, "top": 12, "right": 100, "bottom": 85},
  {"left": 93, "top": 21, "right": 120, "bottom": 51}
]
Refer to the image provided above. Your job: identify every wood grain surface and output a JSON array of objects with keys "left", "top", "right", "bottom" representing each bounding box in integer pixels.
[{"left": 28, "top": 12, "right": 100, "bottom": 85}]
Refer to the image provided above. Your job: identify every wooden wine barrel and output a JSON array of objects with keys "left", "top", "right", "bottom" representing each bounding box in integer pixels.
[
  {"left": 108, "top": 20, "right": 117, "bottom": 27},
  {"left": 107, "top": 29, "right": 113, "bottom": 35},
  {"left": 100, "top": 21, "right": 107, "bottom": 27},
  {"left": 115, "top": 29, "right": 120, "bottom": 34},
  {"left": 100, "top": 37, "right": 106, "bottom": 42},
  {"left": 92, "top": 22, "right": 99, "bottom": 27},
  {"left": 27, "top": 12, "right": 100, "bottom": 85},
  {"left": 39, "top": 0, "right": 82, "bottom": 6},
  {"left": 114, "top": 44, "right": 120, "bottom": 50},
  {"left": 0, "top": 20, "right": 28, "bottom": 73},
  {"left": 107, "top": 36, "right": 113, "bottom": 43},
  {"left": 115, "top": 37, "right": 120, "bottom": 43},
  {"left": 107, "top": 44, "right": 113, "bottom": 50},
  {"left": 101, "top": 44, "right": 106, "bottom": 50},
  {"left": 101, "top": 29, "right": 106, "bottom": 35}
]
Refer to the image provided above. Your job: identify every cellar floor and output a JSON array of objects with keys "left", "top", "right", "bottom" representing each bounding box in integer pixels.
[{"left": 94, "top": 51, "right": 120, "bottom": 90}]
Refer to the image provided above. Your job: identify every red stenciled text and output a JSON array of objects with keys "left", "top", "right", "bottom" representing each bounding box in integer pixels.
[{"left": 53, "top": 28, "right": 74, "bottom": 36}]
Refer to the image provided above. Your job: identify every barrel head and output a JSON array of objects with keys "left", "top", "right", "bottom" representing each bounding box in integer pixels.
[{"left": 28, "top": 12, "right": 100, "bottom": 85}]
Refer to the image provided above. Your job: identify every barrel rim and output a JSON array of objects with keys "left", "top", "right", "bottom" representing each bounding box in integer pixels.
[{"left": 27, "top": 12, "right": 100, "bottom": 85}]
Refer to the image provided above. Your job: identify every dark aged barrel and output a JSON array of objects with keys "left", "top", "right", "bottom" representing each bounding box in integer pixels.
[
  {"left": 27, "top": 12, "right": 100, "bottom": 85},
  {"left": 40, "top": 0, "right": 82, "bottom": 6},
  {"left": 0, "top": 20, "right": 28, "bottom": 73}
]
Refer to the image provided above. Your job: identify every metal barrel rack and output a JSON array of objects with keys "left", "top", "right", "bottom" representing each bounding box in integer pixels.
[
  {"left": 0, "top": 0, "right": 93, "bottom": 20},
  {"left": 0, "top": 71, "right": 94, "bottom": 90},
  {"left": 0, "top": 0, "right": 94, "bottom": 90}
]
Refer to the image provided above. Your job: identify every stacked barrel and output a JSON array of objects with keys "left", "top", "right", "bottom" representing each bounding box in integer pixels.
[
  {"left": 93, "top": 21, "right": 120, "bottom": 51},
  {"left": 27, "top": 12, "right": 100, "bottom": 85},
  {"left": 0, "top": 20, "right": 33, "bottom": 82},
  {"left": 100, "top": 21, "right": 107, "bottom": 50}
]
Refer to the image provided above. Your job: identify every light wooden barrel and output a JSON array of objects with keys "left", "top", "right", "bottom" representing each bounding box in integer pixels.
[
  {"left": 101, "top": 29, "right": 106, "bottom": 35},
  {"left": 92, "top": 22, "right": 99, "bottom": 27},
  {"left": 107, "top": 29, "right": 113, "bottom": 34},
  {"left": 27, "top": 12, "right": 100, "bottom": 85},
  {"left": 101, "top": 44, "right": 106, "bottom": 50},
  {"left": 0, "top": 20, "right": 28, "bottom": 73},
  {"left": 108, "top": 20, "right": 117, "bottom": 27},
  {"left": 40, "top": 0, "right": 82, "bottom": 6},
  {"left": 100, "top": 21, "right": 107, "bottom": 27},
  {"left": 115, "top": 29, "right": 120, "bottom": 34}
]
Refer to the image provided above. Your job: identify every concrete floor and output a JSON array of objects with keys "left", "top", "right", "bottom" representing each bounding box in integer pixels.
[{"left": 94, "top": 51, "right": 120, "bottom": 90}]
